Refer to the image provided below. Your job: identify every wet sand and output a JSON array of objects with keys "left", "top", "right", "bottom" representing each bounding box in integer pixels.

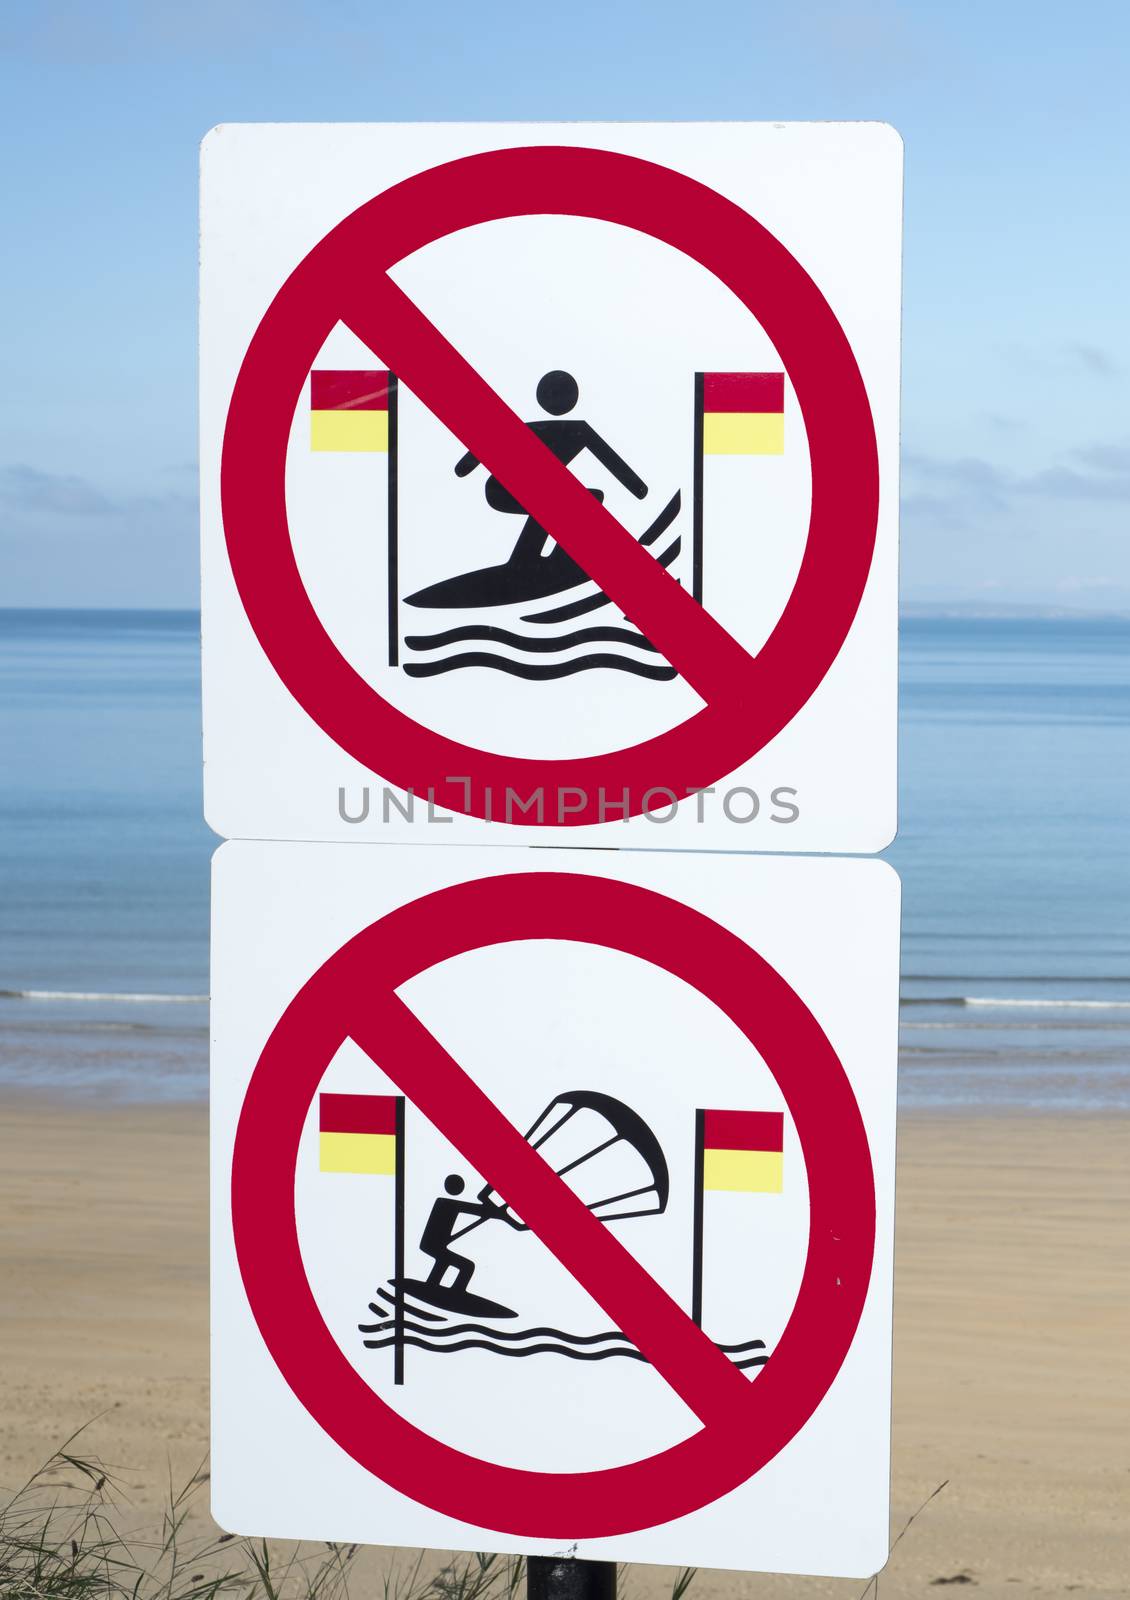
[{"left": 0, "top": 1100, "right": 1125, "bottom": 1598}]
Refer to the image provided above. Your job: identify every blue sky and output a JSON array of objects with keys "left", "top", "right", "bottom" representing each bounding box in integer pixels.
[{"left": 1, "top": 0, "right": 1126, "bottom": 609}]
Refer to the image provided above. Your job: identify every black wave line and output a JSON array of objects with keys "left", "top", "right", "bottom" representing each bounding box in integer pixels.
[
  {"left": 522, "top": 535, "right": 682, "bottom": 625},
  {"left": 360, "top": 1316, "right": 567, "bottom": 1341},
  {"left": 403, "top": 654, "right": 677, "bottom": 681},
  {"left": 359, "top": 1317, "right": 767, "bottom": 1354},
  {"left": 362, "top": 1335, "right": 654, "bottom": 1361},
  {"left": 362, "top": 1320, "right": 636, "bottom": 1345},
  {"left": 360, "top": 1335, "right": 771, "bottom": 1367},
  {"left": 363, "top": 1325, "right": 765, "bottom": 1354},
  {"left": 405, "top": 625, "right": 660, "bottom": 654}
]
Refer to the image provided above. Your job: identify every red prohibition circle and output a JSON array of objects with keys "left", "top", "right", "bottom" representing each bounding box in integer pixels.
[
  {"left": 221, "top": 145, "right": 880, "bottom": 826},
  {"left": 231, "top": 872, "right": 876, "bottom": 1537}
]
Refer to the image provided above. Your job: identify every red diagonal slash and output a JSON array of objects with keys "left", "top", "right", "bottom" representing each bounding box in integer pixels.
[
  {"left": 350, "top": 988, "right": 749, "bottom": 1429},
  {"left": 230, "top": 870, "right": 877, "bottom": 1535},
  {"left": 343, "top": 279, "right": 754, "bottom": 710}
]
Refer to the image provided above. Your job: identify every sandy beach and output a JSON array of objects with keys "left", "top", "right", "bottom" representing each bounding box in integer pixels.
[{"left": 1, "top": 1100, "right": 1126, "bottom": 1599}]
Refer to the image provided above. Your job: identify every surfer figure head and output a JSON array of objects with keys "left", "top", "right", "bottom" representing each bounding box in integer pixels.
[{"left": 535, "top": 369, "right": 579, "bottom": 416}]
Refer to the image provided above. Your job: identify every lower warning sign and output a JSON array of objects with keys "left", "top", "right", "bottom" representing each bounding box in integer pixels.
[{"left": 210, "top": 845, "right": 899, "bottom": 1576}]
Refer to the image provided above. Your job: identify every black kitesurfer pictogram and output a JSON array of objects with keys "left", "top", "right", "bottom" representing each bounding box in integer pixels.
[
  {"left": 356, "top": 1089, "right": 769, "bottom": 1375},
  {"left": 401, "top": 1174, "right": 519, "bottom": 1320}
]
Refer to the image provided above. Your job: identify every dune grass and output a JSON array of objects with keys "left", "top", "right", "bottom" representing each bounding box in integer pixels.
[
  {"left": 0, "top": 1435, "right": 353, "bottom": 1600},
  {"left": 0, "top": 1435, "right": 695, "bottom": 1600}
]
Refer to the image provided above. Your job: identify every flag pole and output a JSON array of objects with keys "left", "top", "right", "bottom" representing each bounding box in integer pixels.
[
  {"left": 692, "top": 373, "right": 705, "bottom": 604},
  {"left": 394, "top": 1095, "right": 406, "bottom": 1385},
  {"left": 691, "top": 1107, "right": 705, "bottom": 1328},
  {"left": 386, "top": 371, "right": 400, "bottom": 668}
]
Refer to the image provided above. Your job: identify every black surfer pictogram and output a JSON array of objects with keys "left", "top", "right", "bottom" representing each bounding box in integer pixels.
[
  {"left": 355, "top": 1089, "right": 771, "bottom": 1377},
  {"left": 408, "top": 371, "right": 653, "bottom": 609},
  {"left": 398, "top": 371, "right": 684, "bottom": 679},
  {"left": 307, "top": 361, "right": 787, "bottom": 677}
]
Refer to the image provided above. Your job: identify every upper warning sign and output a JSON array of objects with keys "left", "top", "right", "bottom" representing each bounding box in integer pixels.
[{"left": 200, "top": 122, "right": 902, "bottom": 850}]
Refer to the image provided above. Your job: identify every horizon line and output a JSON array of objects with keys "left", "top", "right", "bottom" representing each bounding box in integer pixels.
[{"left": 2, "top": 602, "right": 1129, "bottom": 623}]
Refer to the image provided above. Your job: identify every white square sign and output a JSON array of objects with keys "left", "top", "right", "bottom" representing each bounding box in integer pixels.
[
  {"left": 200, "top": 122, "right": 902, "bottom": 851},
  {"left": 211, "top": 843, "right": 899, "bottom": 1576}
]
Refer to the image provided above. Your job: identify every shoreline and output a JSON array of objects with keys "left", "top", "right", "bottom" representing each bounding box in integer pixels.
[
  {"left": 2, "top": 1083, "right": 1127, "bottom": 1115},
  {"left": 5, "top": 970, "right": 1128, "bottom": 1114},
  {"left": 2, "top": 1097, "right": 1127, "bottom": 1597},
  {"left": 6, "top": 994, "right": 1128, "bottom": 1116}
]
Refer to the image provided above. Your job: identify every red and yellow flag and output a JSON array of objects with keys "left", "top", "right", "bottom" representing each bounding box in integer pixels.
[
  {"left": 310, "top": 370, "right": 392, "bottom": 452},
  {"left": 701, "top": 1109, "right": 784, "bottom": 1192},
  {"left": 318, "top": 1092, "right": 400, "bottom": 1174},
  {"left": 701, "top": 372, "right": 784, "bottom": 455}
]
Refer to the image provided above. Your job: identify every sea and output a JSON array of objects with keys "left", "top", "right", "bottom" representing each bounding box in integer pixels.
[{"left": 0, "top": 608, "right": 1127, "bottom": 1110}]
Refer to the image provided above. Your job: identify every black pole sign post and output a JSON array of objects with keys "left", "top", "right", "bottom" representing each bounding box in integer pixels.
[
  {"left": 527, "top": 1557, "right": 616, "bottom": 1600},
  {"left": 691, "top": 371, "right": 705, "bottom": 607},
  {"left": 691, "top": 1108, "right": 705, "bottom": 1327},
  {"left": 386, "top": 372, "right": 400, "bottom": 668},
  {"left": 393, "top": 1094, "right": 406, "bottom": 1385}
]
